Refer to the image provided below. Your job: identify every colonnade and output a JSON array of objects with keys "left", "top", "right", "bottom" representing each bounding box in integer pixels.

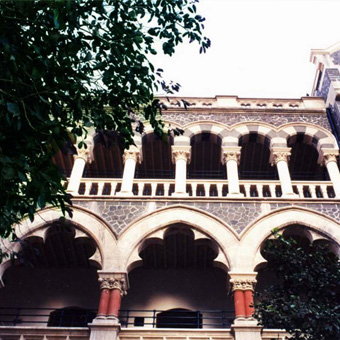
[
  {"left": 66, "top": 136, "right": 340, "bottom": 199},
  {"left": 94, "top": 271, "right": 257, "bottom": 322}
]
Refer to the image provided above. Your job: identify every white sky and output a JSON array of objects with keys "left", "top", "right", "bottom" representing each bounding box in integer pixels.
[{"left": 153, "top": 0, "right": 340, "bottom": 99}]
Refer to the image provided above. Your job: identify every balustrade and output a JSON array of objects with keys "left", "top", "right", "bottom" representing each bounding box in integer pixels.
[{"left": 72, "top": 178, "right": 336, "bottom": 200}]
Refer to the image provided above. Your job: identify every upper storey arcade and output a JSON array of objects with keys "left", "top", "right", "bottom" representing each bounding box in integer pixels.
[{"left": 53, "top": 95, "right": 340, "bottom": 201}]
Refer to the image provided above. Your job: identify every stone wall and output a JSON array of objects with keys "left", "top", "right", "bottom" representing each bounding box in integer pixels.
[
  {"left": 331, "top": 50, "right": 340, "bottom": 65},
  {"left": 162, "top": 112, "right": 331, "bottom": 131},
  {"left": 73, "top": 199, "right": 340, "bottom": 235}
]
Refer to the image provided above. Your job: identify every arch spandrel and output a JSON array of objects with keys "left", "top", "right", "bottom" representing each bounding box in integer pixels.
[
  {"left": 1, "top": 206, "right": 119, "bottom": 273},
  {"left": 118, "top": 205, "right": 239, "bottom": 273},
  {"left": 238, "top": 206, "right": 340, "bottom": 272}
]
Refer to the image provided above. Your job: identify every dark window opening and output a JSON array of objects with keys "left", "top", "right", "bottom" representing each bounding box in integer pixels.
[
  {"left": 48, "top": 307, "right": 96, "bottom": 327},
  {"left": 156, "top": 309, "right": 202, "bottom": 329}
]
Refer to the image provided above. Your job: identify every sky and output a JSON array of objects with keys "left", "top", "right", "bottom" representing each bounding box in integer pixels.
[{"left": 153, "top": 0, "right": 340, "bottom": 99}]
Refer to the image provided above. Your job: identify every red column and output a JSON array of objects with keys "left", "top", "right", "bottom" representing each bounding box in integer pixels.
[
  {"left": 97, "top": 288, "right": 110, "bottom": 317},
  {"left": 107, "top": 289, "right": 122, "bottom": 318},
  {"left": 244, "top": 290, "right": 255, "bottom": 317},
  {"left": 233, "top": 290, "right": 246, "bottom": 318}
]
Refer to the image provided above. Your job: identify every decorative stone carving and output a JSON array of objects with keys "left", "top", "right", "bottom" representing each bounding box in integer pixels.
[
  {"left": 110, "top": 278, "right": 128, "bottom": 296},
  {"left": 98, "top": 277, "right": 111, "bottom": 290},
  {"left": 323, "top": 153, "right": 338, "bottom": 165},
  {"left": 271, "top": 151, "right": 290, "bottom": 165},
  {"left": 123, "top": 150, "right": 141, "bottom": 164},
  {"left": 98, "top": 277, "right": 128, "bottom": 296},
  {"left": 75, "top": 147, "right": 93, "bottom": 163},
  {"left": 222, "top": 151, "right": 241, "bottom": 165},
  {"left": 231, "top": 279, "right": 257, "bottom": 292},
  {"left": 172, "top": 150, "right": 191, "bottom": 163}
]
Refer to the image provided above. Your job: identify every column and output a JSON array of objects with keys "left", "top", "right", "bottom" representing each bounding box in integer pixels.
[
  {"left": 171, "top": 145, "right": 191, "bottom": 197},
  {"left": 117, "top": 147, "right": 141, "bottom": 196},
  {"left": 323, "top": 150, "right": 340, "bottom": 197},
  {"left": 222, "top": 146, "right": 244, "bottom": 198},
  {"left": 96, "top": 278, "right": 112, "bottom": 319},
  {"left": 271, "top": 147, "right": 297, "bottom": 198},
  {"left": 230, "top": 275, "right": 262, "bottom": 340},
  {"left": 93, "top": 273, "right": 129, "bottom": 322},
  {"left": 230, "top": 278, "right": 256, "bottom": 319},
  {"left": 67, "top": 147, "right": 93, "bottom": 193},
  {"left": 107, "top": 278, "right": 128, "bottom": 319}
]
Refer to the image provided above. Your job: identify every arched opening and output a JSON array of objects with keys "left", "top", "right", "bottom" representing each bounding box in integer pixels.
[
  {"left": 255, "top": 224, "right": 339, "bottom": 329},
  {"left": 53, "top": 149, "right": 75, "bottom": 178},
  {"left": 188, "top": 133, "right": 225, "bottom": 179},
  {"left": 136, "top": 133, "right": 174, "bottom": 178},
  {"left": 239, "top": 133, "right": 277, "bottom": 179},
  {"left": 120, "top": 224, "right": 233, "bottom": 329},
  {"left": 85, "top": 132, "right": 124, "bottom": 178},
  {"left": 0, "top": 222, "right": 100, "bottom": 327},
  {"left": 288, "top": 134, "right": 327, "bottom": 180}
]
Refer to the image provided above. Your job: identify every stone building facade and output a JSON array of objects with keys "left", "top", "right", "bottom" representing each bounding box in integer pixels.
[{"left": 1, "top": 51, "right": 340, "bottom": 340}]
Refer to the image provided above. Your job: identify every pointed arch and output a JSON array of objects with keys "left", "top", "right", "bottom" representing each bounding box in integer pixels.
[
  {"left": 0, "top": 206, "right": 118, "bottom": 276},
  {"left": 238, "top": 206, "right": 340, "bottom": 272},
  {"left": 118, "top": 205, "right": 239, "bottom": 272}
]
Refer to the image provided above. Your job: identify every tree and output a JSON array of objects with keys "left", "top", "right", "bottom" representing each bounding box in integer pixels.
[
  {"left": 255, "top": 232, "right": 340, "bottom": 340},
  {"left": 0, "top": 0, "right": 210, "bottom": 239}
]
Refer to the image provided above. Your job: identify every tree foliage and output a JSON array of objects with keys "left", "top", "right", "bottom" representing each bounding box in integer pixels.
[
  {"left": 255, "top": 232, "right": 340, "bottom": 340},
  {"left": 0, "top": 0, "right": 210, "bottom": 237}
]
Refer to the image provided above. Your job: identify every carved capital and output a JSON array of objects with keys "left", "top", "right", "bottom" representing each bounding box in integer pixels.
[
  {"left": 98, "top": 277, "right": 111, "bottom": 290},
  {"left": 75, "top": 147, "right": 93, "bottom": 164},
  {"left": 171, "top": 145, "right": 191, "bottom": 164},
  {"left": 98, "top": 272, "right": 129, "bottom": 296},
  {"left": 222, "top": 151, "right": 241, "bottom": 165},
  {"left": 109, "top": 278, "right": 128, "bottom": 296},
  {"left": 231, "top": 278, "right": 257, "bottom": 292},
  {"left": 272, "top": 151, "right": 290, "bottom": 165},
  {"left": 123, "top": 150, "right": 141, "bottom": 164},
  {"left": 323, "top": 153, "right": 338, "bottom": 165}
]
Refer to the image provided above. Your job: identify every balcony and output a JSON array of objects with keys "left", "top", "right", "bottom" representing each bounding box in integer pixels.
[
  {"left": 0, "top": 307, "right": 289, "bottom": 340},
  {"left": 73, "top": 178, "right": 336, "bottom": 200}
]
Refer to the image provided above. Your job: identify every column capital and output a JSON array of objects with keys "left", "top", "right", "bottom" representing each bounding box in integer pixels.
[
  {"left": 98, "top": 272, "right": 129, "bottom": 296},
  {"left": 221, "top": 146, "right": 241, "bottom": 165},
  {"left": 171, "top": 145, "right": 191, "bottom": 164},
  {"left": 229, "top": 273, "right": 257, "bottom": 292},
  {"left": 123, "top": 147, "right": 142, "bottom": 164},
  {"left": 75, "top": 145, "right": 94, "bottom": 164},
  {"left": 322, "top": 148, "right": 339, "bottom": 165},
  {"left": 270, "top": 147, "right": 291, "bottom": 165}
]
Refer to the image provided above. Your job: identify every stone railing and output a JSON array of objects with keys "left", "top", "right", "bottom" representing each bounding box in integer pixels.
[
  {"left": 119, "top": 328, "right": 234, "bottom": 340},
  {"left": 72, "top": 178, "right": 336, "bottom": 200},
  {"left": 261, "top": 329, "right": 289, "bottom": 339},
  {"left": 0, "top": 326, "right": 89, "bottom": 340}
]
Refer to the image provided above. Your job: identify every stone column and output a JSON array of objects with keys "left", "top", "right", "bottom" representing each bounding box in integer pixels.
[
  {"left": 96, "top": 278, "right": 112, "bottom": 319},
  {"left": 107, "top": 277, "right": 128, "bottom": 319},
  {"left": 230, "top": 277, "right": 257, "bottom": 319},
  {"left": 67, "top": 147, "right": 93, "bottom": 193},
  {"left": 230, "top": 274, "right": 261, "bottom": 340},
  {"left": 271, "top": 147, "right": 297, "bottom": 198},
  {"left": 323, "top": 150, "right": 340, "bottom": 197},
  {"left": 222, "top": 147, "right": 244, "bottom": 198},
  {"left": 117, "top": 147, "right": 141, "bottom": 196},
  {"left": 171, "top": 145, "right": 191, "bottom": 197}
]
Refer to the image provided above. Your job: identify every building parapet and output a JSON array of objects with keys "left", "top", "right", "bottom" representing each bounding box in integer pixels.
[{"left": 159, "top": 96, "right": 326, "bottom": 113}]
